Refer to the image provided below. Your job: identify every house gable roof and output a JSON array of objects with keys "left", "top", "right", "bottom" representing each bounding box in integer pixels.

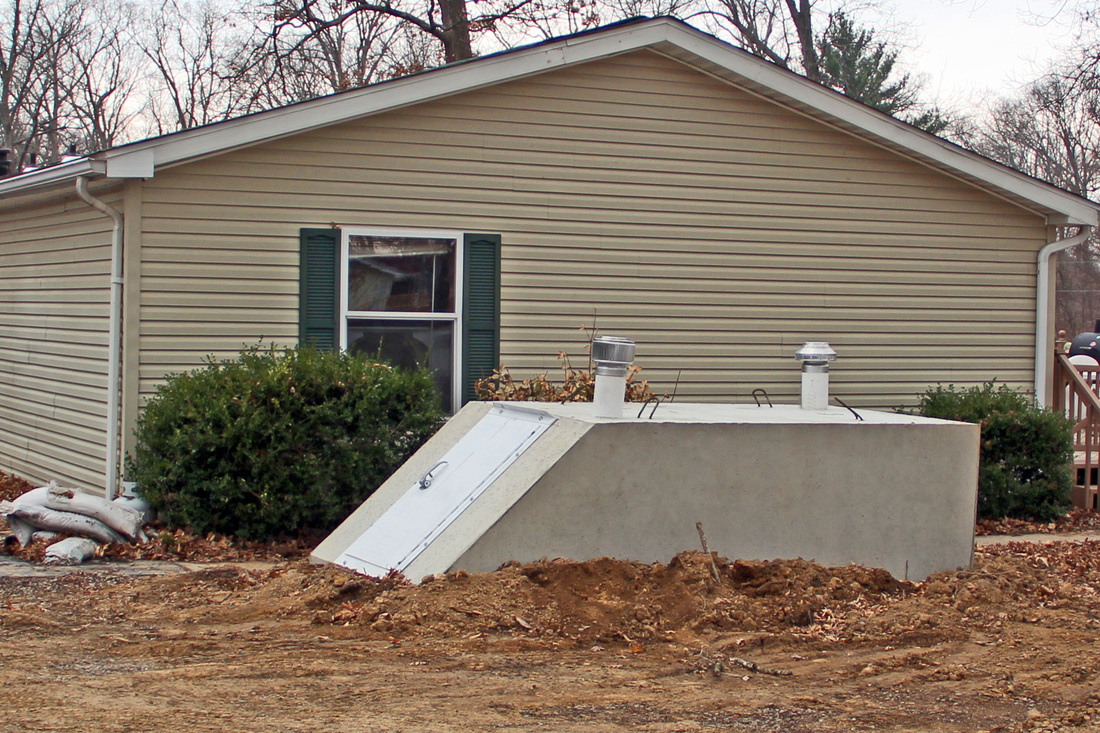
[{"left": 2, "top": 16, "right": 1097, "bottom": 226}]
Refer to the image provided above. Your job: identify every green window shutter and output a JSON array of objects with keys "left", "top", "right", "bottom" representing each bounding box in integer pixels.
[
  {"left": 462, "top": 233, "right": 501, "bottom": 404},
  {"left": 299, "top": 227, "right": 341, "bottom": 351}
]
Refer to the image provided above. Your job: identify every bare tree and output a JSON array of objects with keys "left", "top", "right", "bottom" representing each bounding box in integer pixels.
[
  {"left": 973, "top": 71, "right": 1100, "bottom": 336},
  {"left": 56, "top": 0, "right": 140, "bottom": 153},
  {"left": 0, "top": 0, "right": 955, "bottom": 166},
  {"left": 268, "top": 0, "right": 550, "bottom": 66},
  {"left": 293, "top": 3, "right": 398, "bottom": 89},
  {"left": 0, "top": 0, "right": 44, "bottom": 167},
  {"left": 701, "top": 0, "right": 821, "bottom": 79},
  {"left": 138, "top": 0, "right": 256, "bottom": 133},
  {"left": 979, "top": 78, "right": 1100, "bottom": 198},
  {"left": 0, "top": 0, "right": 87, "bottom": 168},
  {"left": 233, "top": 0, "right": 416, "bottom": 109}
]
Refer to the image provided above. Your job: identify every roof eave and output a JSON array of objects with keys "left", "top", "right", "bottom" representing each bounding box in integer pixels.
[
  {"left": 99, "top": 20, "right": 677, "bottom": 171},
  {"left": 0, "top": 17, "right": 1094, "bottom": 226},
  {"left": 0, "top": 22, "right": 675, "bottom": 198},
  {"left": 646, "top": 29, "right": 1100, "bottom": 227},
  {"left": 0, "top": 158, "right": 105, "bottom": 197}
]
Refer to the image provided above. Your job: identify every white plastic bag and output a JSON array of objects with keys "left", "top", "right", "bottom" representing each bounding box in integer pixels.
[{"left": 3, "top": 488, "right": 59, "bottom": 544}]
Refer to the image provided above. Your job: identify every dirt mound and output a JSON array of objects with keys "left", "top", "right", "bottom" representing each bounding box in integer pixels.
[
  {"left": 281, "top": 552, "right": 915, "bottom": 646},
  {"left": 8, "top": 540, "right": 1100, "bottom": 732},
  {"left": 38, "top": 551, "right": 920, "bottom": 649},
  {"left": 110, "top": 543, "right": 1071, "bottom": 654},
  {"left": 50, "top": 544, "right": 1074, "bottom": 654}
]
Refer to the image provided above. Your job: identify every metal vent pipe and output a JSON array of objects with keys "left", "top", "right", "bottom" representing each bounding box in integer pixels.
[
  {"left": 795, "top": 342, "right": 837, "bottom": 411},
  {"left": 591, "top": 336, "right": 636, "bottom": 419}
]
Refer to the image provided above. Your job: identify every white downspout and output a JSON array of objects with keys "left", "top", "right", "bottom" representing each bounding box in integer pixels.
[
  {"left": 1035, "top": 224, "right": 1094, "bottom": 406},
  {"left": 76, "top": 176, "right": 124, "bottom": 499}
]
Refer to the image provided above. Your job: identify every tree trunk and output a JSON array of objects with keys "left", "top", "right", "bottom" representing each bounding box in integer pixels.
[
  {"left": 785, "top": 0, "right": 819, "bottom": 81},
  {"left": 438, "top": 0, "right": 472, "bottom": 62}
]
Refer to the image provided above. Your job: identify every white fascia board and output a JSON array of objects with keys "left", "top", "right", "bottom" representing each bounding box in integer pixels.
[
  {"left": 105, "top": 149, "right": 154, "bottom": 178},
  {"left": 657, "top": 26, "right": 1100, "bottom": 226},
  {"left": 0, "top": 158, "right": 104, "bottom": 196},
  {"left": 102, "top": 22, "right": 675, "bottom": 170}
]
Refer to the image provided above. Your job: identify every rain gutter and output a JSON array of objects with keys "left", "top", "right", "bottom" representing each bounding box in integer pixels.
[
  {"left": 1035, "top": 225, "right": 1095, "bottom": 406},
  {"left": 75, "top": 176, "right": 124, "bottom": 499}
]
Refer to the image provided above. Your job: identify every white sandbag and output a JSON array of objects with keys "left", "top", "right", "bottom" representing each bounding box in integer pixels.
[
  {"left": 2, "top": 489, "right": 58, "bottom": 545},
  {"left": 7, "top": 486, "right": 50, "bottom": 509},
  {"left": 113, "top": 491, "right": 156, "bottom": 525},
  {"left": 2, "top": 490, "right": 48, "bottom": 541},
  {"left": 5, "top": 514, "right": 35, "bottom": 545},
  {"left": 1, "top": 502, "right": 125, "bottom": 545},
  {"left": 44, "top": 482, "right": 144, "bottom": 542},
  {"left": 43, "top": 537, "right": 100, "bottom": 565}
]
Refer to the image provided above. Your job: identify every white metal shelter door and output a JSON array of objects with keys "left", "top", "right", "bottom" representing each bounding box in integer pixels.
[{"left": 335, "top": 405, "right": 557, "bottom": 577}]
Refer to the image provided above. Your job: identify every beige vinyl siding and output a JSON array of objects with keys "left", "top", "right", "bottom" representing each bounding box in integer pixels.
[
  {"left": 0, "top": 194, "right": 113, "bottom": 490},
  {"left": 137, "top": 50, "right": 1047, "bottom": 408}
]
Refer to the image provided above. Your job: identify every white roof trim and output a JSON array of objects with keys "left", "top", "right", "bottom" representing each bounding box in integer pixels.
[
  {"left": 0, "top": 157, "right": 103, "bottom": 195},
  {"left": 1, "top": 17, "right": 1096, "bottom": 224},
  {"left": 651, "top": 28, "right": 1100, "bottom": 226},
  {"left": 104, "top": 21, "right": 677, "bottom": 170}
]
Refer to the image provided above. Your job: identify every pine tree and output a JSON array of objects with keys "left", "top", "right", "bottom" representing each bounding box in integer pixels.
[{"left": 816, "top": 12, "right": 948, "bottom": 134}]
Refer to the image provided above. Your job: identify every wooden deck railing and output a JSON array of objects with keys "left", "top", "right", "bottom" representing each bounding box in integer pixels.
[{"left": 1051, "top": 349, "right": 1100, "bottom": 509}]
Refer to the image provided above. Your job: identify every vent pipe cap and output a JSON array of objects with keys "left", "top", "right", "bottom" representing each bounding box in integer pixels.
[
  {"left": 592, "top": 336, "right": 636, "bottom": 378},
  {"left": 795, "top": 341, "right": 837, "bottom": 365}
]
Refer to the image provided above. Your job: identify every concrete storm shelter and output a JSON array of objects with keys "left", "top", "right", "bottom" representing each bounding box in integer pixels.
[
  {"left": 0, "top": 17, "right": 1093, "bottom": 499},
  {"left": 313, "top": 399, "right": 980, "bottom": 582}
]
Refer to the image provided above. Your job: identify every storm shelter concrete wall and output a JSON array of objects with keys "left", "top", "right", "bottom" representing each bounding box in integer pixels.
[{"left": 454, "top": 417, "right": 979, "bottom": 581}]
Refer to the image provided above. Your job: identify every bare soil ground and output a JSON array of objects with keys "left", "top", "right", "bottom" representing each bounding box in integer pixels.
[{"left": 4, "top": 472, "right": 1100, "bottom": 731}]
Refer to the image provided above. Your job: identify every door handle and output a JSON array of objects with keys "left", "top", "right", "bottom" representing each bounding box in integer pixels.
[{"left": 418, "top": 461, "right": 448, "bottom": 490}]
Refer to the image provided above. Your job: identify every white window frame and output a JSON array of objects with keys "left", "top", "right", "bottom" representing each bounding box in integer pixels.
[{"left": 340, "top": 227, "right": 464, "bottom": 413}]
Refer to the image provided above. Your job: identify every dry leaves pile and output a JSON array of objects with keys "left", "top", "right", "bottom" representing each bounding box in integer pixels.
[
  {"left": 975, "top": 508, "right": 1100, "bottom": 536},
  {"left": 474, "top": 323, "right": 657, "bottom": 403},
  {"left": 0, "top": 471, "right": 31, "bottom": 502}
]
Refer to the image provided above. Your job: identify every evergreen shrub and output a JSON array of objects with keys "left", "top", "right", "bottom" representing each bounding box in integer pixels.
[
  {"left": 916, "top": 382, "right": 1073, "bottom": 521},
  {"left": 128, "top": 345, "right": 444, "bottom": 541}
]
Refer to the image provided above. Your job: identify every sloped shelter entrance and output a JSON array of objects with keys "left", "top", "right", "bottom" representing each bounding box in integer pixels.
[
  {"left": 334, "top": 405, "right": 556, "bottom": 577},
  {"left": 313, "top": 401, "right": 980, "bottom": 582}
]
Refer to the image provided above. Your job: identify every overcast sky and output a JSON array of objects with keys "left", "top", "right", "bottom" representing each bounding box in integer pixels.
[{"left": 863, "top": 0, "right": 1084, "bottom": 111}]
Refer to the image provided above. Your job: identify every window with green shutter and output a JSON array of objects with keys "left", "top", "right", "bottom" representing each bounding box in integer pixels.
[{"left": 300, "top": 227, "right": 500, "bottom": 412}]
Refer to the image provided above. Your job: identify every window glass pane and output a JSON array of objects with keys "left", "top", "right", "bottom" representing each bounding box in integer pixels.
[
  {"left": 348, "top": 235, "right": 456, "bottom": 313},
  {"left": 347, "top": 319, "right": 454, "bottom": 409}
]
